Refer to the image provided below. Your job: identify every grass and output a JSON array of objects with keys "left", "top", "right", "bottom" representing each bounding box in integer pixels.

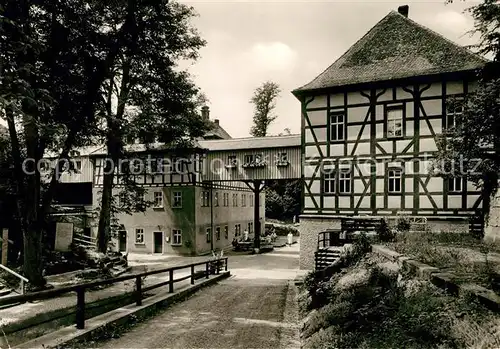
[
  {"left": 299, "top": 252, "right": 500, "bottom": 349},
  {"left": 386, "top": 231, "right": 500, "bottom": 290}
]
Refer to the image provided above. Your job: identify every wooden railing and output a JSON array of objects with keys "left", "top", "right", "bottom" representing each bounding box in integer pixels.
[
  {"left": 0, "top": 263, "right": 28, "bottom": 294},
  {"left": 73, "top": 233, "right": 97, "bottom": 247},
  {"left": 0, "top": 257, "right": 228, "bottom": 329}
]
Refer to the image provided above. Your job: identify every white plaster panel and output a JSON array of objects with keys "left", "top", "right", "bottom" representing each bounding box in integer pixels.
[
  {"left": 448, "top": 196, "right": 462, "bottom": 209},
  {"left": 330, "top": 93, "right": 344, "bottom": 107},
  {"left": 420, "top": 138, "right": 438, "bottom": 152},
  {"left": 305, "top": 128, "right": 315, "bottom": 143},
  {"left": 347, "top": 91, "right": 368, "bottom": 105},
  {"left": 397, "top": 86, "right": 414, "bottom": 100},
  {"left": 406, "top": 101, "right": 414, "bottom": 119},
  {"left": 396, "top": 140, "right": 411, "bottom": 153},
  {"left": 348, "top": 125, "right": 362, "bottom": 140},
  {"left": 354, "top": 179, "right": 365, "bottom": 194},
  {"left": 330, "top": 144, "right": 344, "bottom": 156},
  {"left": 434, "top": 195, "right": 444, "bottom": 208},
  {"left": 376, "top": 124, "right": 384, "bottom": 139},
  {"left": 468, "top": 195, "right": 480, "bottom": 209},
  {"left": 314, "top": 128, "right": 327, "bottom": 142},
  {"left": 429, "top": 119, "right": 442, "bottom": 135},
  {"left": 324, "top": 197, "right": 336, "bottom": 209},
  {"left": 421, "top": 99, "right": 442, "bottom": 117},
  {"left": 378, "top": 89, "right": 393, "bottom": 102},
  {"left": 378, "top": 141, "right": 392, "bottom": 154},
  {"left": 358, "top": 197, "right": 371, "bottom": 208},
  {"left": 307, "top": 95, "right": 328, "bottom": 109},
  {"left": 307, "top": 110, "right": 327, "bottom": 126},
  {"left": 309, "top": 180, "right": 321, "bottom": 194},
  {"left": 405, "top": 196, "right": 413, "bottom": 209},
  {"left": 353, "top": 142, "right": 370, "bottom": 156},
  {"left": 405, "top": 178, "right": 413, "bottom": 191},
  {"left": 376, "top": 196, "right": 384, "bottom": 208},
  {"left": 305, "top": 146, "right": 320, "bottom": 158},
  {"left": 304, "top": 197, "right": 316, "bottom": 209},
  {"left": 420, "top": 83, "right": 442, "bottom": 98},
  {"left": 447, "top": 81, "right": 464, "bottom": 95},
  {"left": 376, "top": 179, "right": 384, "bottom": 192},
  {"left": 426, "top": 177, "right": 442, "bottom": 192},
  {"left": 375, "top": 105, "right": 384, "bottom": 121},
  {"left": 304, "top": 165, "right": 317, "bottom": 178},
  {"left": 388, "top": 195, "right": 401, "bottom": 209},
  {"left": 348, "top": 106, "right": 369, "bottom": 123},
  {"left": 339, "top": 196, "right": 350, "bottom": 208},
  {"left": 420, "top": 196, "right": 433, "bottom": 209}
]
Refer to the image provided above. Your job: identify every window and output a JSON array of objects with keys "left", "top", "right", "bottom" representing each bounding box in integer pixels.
[
  {"left": 118, "top": 192, "right": 126, "bottom": 207},
  {"left": 387, "top": 107, "right": 403, "bottom": 138},
  {"left": 250, "top": 195, "right": 254, "bottom": 207},
  {"left": 135, "top": 229, "right": 144, "bottom": 244},
  {"left": 448, "top": 177, "right": 463, "bottom": 192},
  {"left": 446, "top": 98, "right": 463, "bottom": 130},
  {"left": 233, "top": 193, "right": 238, "bottom": 207},
  {"left": 170, "top": 157, "right": 182, "bottom": 174},
  {"left": 73, "top": 160, "right": 82, "bottom": 173},
  {"left": 172, "top": 191, "right": 182, "bottom": 208},
  {"left": 388, "top": 169, "right": 402, "bottom": 193},
  {"left": 206, "top": 228, "right": 211, "bottom": 243},
  {"left": 339, "top": 169, "right": 351, "bottom": 194},
  {"left": 224, "top": 226, "right": 229, "bottom": 239},
  {"left": 172, "top": 229, "right": 182, "bottom": 245},
  {"left": 216, "top": 227, "right": 221, "bottom": 240},
  {"left": 244, "top": 154, "right": 254, "bottom": 165},
  {"left": 241, "top": 194, "right": 246, "bottom": 207},
  {"left": 227, "top": 155, "right": 238, "bottom": 168},
  {"left": 214, "top": 192, "right": 219, "bottom": 207},
  {"left": 235, "top": 224, "right": 241, "bottom": 237},
  {"left": 248, "top": 222, "right": 253, "bottom": 233},
  {"left": 277, "top": 152, "right": 289, "bottom": 166},
  {"left": 201, "top": 191, "right": 210, "bottom": 207},
  {"left": 323, "top": 171, "right": 335, "bottom": 193},
  {"left": 153, "top": 191, "right": 163, "bottom": 208},
  {"left": 330, "top": 113, "right": 345, "bottom": 141}
]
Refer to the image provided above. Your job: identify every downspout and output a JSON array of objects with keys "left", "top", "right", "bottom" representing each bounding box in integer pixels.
[{"left": 210, "top": 184, "right": 214, "bottom": 251}]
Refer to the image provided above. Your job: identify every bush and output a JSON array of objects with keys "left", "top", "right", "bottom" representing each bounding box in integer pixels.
[
  {"left": 376, "top": 219, "right": 395, "bottom": 242},
  {"left": 264, "top": 222, "right": 299, "bottom": 236},
  {"left": 396, "top": 217, "right": 411, "bottom": 232}
]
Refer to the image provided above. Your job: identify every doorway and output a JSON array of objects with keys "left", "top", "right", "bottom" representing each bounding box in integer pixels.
[
  {"left": 118, "top": 230, "right": 127, "bottom": 252},
  {"left": 153, "top": 231, "right": 163, "bottom": 253}
]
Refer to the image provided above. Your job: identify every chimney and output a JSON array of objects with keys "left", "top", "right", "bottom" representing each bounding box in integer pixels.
[
  {"left": 201, "top": 106, "right": 209, "bottom": 120},
  {"left": 214, "top": 119, "right": 219, "bottom": 125},
  {"left": 398, "top": 5, "right": 409, "bottom": 17}
]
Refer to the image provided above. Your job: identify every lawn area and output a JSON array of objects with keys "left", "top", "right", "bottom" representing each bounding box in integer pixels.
[{"left": 386, "top": 231, "right": 500, "bottom": 292}]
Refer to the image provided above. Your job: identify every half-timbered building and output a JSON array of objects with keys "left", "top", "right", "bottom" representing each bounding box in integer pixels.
[{"left": 293, "top": 5, "right": 489, "bottom": 269}]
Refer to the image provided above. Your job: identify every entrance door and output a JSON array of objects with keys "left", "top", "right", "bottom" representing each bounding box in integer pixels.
[
  {"left": 118, "top": 231, "right": 127, "bottom": 252},
  {"left": 153, "top": 232, "right": 163, "bottom": 253}
]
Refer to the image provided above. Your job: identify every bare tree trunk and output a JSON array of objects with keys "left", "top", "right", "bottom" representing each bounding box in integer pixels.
[{"left": 97, "top": 156, "right": 115, "bottom": 253}]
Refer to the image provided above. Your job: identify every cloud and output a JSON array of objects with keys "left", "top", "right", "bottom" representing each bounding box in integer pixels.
[
  {"left": 432, "top": 10, "right": 471, "bottom": 34},
  {"left": 247, "top": 42, "right": 297, "bottom": 71}
]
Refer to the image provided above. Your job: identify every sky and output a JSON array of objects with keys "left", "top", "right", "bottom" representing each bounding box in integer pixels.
[{"left": 178, "top": 0, "right": 482, "bottom": 138}]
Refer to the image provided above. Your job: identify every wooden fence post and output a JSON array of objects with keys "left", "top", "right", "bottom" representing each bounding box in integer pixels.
[
  {"left": 205, "top": 262, "right": 209, "bottom": 278},
  {"left": 135, "top": 276, "right": 142, "bottom": 306},
  {"left": 191, "top": 265, "right": 195, "bottom": 285},
  {"left": 76, "top": 288, "right": 85, "bottom": 329},
  {"left": 169, "top": 270, "right": 174, "bottom": 293}
]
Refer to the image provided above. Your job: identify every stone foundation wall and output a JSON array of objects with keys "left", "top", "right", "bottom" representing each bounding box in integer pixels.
[
  {"left": 484, "top": 189, "right": 500, "bottom": 243},
  {"left": 298, "top": 216, "right": 341, "bottom": 270},
  {"left": 426, "top": 218, "right": 469, "bottom": 233}
]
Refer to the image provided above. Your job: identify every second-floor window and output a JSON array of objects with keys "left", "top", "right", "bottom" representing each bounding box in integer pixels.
[
  {"left": 233, "top": 193, "right": 238, "bottom": 207},
  {"left": 324, "top": 171, "right": 335, "bottom": 193},
  {"left": 172, "top": 191, "right": 182, "bottom": 208},
  {"left": 338, "top": 169, "right": 352, "bottom": 194},
  {"left": 223, "top": 193, "right": 229, "bottom": 207},
  {"left": 388, "top": 169, "right": 402, "bottom": 193},
  {"left": 201, "top": 191, "right": 210, "bottom": 207},
  {"left": 206, "top": 228, "right": 211, "bottom": 243},
  {"left": 241, "top": 194, "right": 246, "bottom": 207},
  {"left": 387, "top": 106, "right": 403, "bottom": 138},
  {"left": 330, "top": 113, "right": 345, "bottom": 141},
  {"left": 216, "top": 227, "right": 221, "bottom": 240},
  {"left": 224, "top": 226, "right": 229, "bottom": 239},
  {"left": 446, "top": 98, "right": 463, "bottom": 130},
  {"left": 227, "top": 155, "right": 238, "bottom": 168},
  {"left": 214, "top": 192, "right": 219, "bottom": 207},
  {"left": 153, "top": 191, "right": 163, "bottom": 208},
  {"left": 448, "top": 177, "right": 463, "bottom": 192}
]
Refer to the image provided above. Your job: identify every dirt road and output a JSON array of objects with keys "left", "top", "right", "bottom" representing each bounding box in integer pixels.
[{"left": 93, "top": 245, "right": 302, "bottom": 349}]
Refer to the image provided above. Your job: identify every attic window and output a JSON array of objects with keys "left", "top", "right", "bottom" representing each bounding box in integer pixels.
[
  {"left": 226, "top": 155, "right": 238, "bottom": 169},
  {"left": 276, "top": 152, "right": 289, "bottom": 167}
]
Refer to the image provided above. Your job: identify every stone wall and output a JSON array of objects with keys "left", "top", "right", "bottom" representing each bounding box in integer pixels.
[
  {"left": 484, "top": 189, "right": 500, "bottom": 243},
  {"left": 298, "top": 216, "right": 341, "bottom": 270}
]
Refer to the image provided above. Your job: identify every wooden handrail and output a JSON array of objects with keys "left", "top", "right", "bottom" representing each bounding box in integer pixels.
[
  {"left": 0, "top": 257, "right": 229, "bottom": 329},
  {"left": 0, "top": 263, "right": 28, "bottom": 294}
]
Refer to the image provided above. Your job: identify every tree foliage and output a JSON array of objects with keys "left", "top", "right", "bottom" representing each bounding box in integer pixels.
[
  {"left": 93, "top": 1, "right": 210, "bottom": 253},
  {"left": 435, "top": 0, "right": 500, "bottom": 222},
  {"left": 249, "top": 81, "right": 281, "bottom": 137},
  {"left": 265, "top": 179, "right": 301, "bottom": 221}
]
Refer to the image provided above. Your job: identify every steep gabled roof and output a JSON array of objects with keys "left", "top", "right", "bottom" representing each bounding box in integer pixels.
[
  {"left": 293, "top": 10, "right": 488, "bottom": 94},
  {"left": 203, "top": 122, "right": 232, "bottom": 140}
]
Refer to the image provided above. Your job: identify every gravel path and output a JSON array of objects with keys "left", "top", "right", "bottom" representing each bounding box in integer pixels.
[{"left": 91, "top": 247, "right": 301, "bottom": 349}]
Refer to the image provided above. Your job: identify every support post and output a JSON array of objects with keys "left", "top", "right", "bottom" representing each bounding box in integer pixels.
[
  {"left": 76, "top": 288, "right": 85, "bottom": 329},
  {"left": 135, "top": 276, "right": 142, "bottom": 306},
  {"left": 205, "top": 262, "right": 209, "bottom": 278},
  {"left": 169, "top": 269, "right": 174, "bottom": 293},
  {"left": 225, "top": 257, "right": 228, "bottom": 271},
  {"left": 253, "top": 180, "right": 262, "bottom": 254},
  {"left": 1, "top": 229, "right": 8, "bottom": 266},
  {"left": 191, "top": 265, "right": 195, "bottom": 285}
]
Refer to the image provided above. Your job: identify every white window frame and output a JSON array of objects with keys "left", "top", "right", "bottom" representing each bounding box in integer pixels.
[
  {"left": 338, "top": 169, "right": 352, "bottom": 194},
  {"left": 387, "top": 107, "right": 403, "bottom": 138},
  {"left": 250, "top": 195, "right": 254, "bottom": 207},
  {"left": 241, "top": 194, "right": 246, "bottom": 207},
  {"left": 172, "top": 229, "right": 182, "bottom": 245},
  {"left": 330, "top": 113, "right": 345, "bottom": 141},
  {"left": 323, "top": 171, "right": 335, "bottom": 193},
  {"left": 214, "top": 192, "right": 219, "bottom": 207},
  {"left": 216, "top": 226, "right": 221, "bottom": 241},
  {"left": 446, "top": 98, "right": 463, "bottom": 130},
  {"left": 153, "top": 191, "right": 163, "bottom": 208},
  {"left": 448, "top": 177, "right": 463, "bottom": 193},
  {"left": 224, "top": 226, "right": 229, "bottom": 239},
  {"left": 135, "top": 228, "right": 144, "bottom": 244},
  {"left": 206, "top": 228, "right": 211, "bottom": 243},
  {"left": 233, "top": 193, "right": 238, "bottom": 207},
  {"left": 388, "top": 169, "right": 402, "bottom": 193},
  {"left": 172, "top": 191, "right": 182, "bottom": 208}
]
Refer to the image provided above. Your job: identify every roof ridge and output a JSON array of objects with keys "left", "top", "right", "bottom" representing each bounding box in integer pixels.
[
  {"left": 293, "top": 11, "right": 396, "bottom": 92},
  {"left": 200, "top": 134, "right": 301, "bottom": 143}
]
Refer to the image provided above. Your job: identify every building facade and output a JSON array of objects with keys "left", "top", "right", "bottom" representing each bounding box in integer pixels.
[{"left": 293, "top": 6, "right": 489, "bottom": 269}]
